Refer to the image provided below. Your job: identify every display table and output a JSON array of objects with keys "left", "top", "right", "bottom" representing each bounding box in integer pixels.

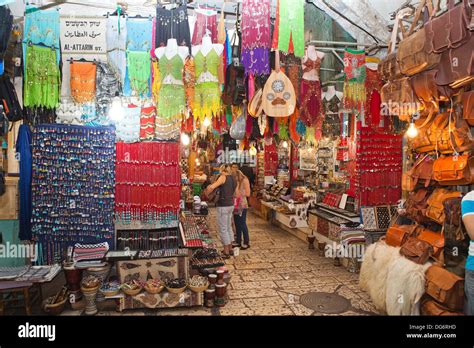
[{"left": 117, "top": 289, "right": 203, "bottom": 311}]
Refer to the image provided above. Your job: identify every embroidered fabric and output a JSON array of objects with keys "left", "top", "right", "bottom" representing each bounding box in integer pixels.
[
  {"left": 343, "top": 49, "right": 366, "bottom": 110},
  {"left": 70, "top": 61, "right": 97, "bottom": 104},
  {"left": 192, "top": 8, "right": 218, "bottom": 45},
  {"left": 127, "top": 50, "right": 151, "bottom": 97},
  {"left": 96, "top": 62, "right": 120, "bottom": 121},
  {"left": 241, "top": 47, "right": 270, "bottom": 76},
  {"left": 115, "top": 105, "right": 140, "bottom": 142},
  {"left": 106, "top": 16, "right": 127, "bottom": 86},
  {"left": 241, "top": 0, "right": 271, "bottom": 50},
  {"left": 156, "top": 1, "right": 191, "bottom": 52},
  {"left": 193, "top": 81, "right": 221, "bottom": 122},
  {"left": 158, "top": 84, "right": 185, "bottom": 120},
  {"left": 299, "top": 79, "right": 322, "bottom": 127},
  {"left": 183, "top": 57, "right": 195, "bottom": 112},
  {"left": 194, "top": 49, "right": 220, "bottom": 79},
  {"left": 322, "top": 114, "right": 341, "bottom": 138},
  {"left": 22, "top": 6, "right": 60, "bottom": 66},
  {"left": 278, "top": 0, "right": 304, "bottom": 57},
  {"left": 365, "top": 67, "right": 383, "bottom": 128},
  {"left": 24, "top": 45, "right": 60, "bottom": 109},
  {"left": 126, "top": 18, "right": 153, "bottom": 52},
  {"left": 140, "top": 105, "right": 156, "bottom": 140},
  {"left": 159, "top": 53, "right": 184, "bottom": 81},
  {"left": 282, "top": 54, "right": 301, "bottom": 100},
  {"left": 151, "top": 60, "right": 161, "bottom": 104},
  {"left": 302, "top": 56, "right": 322, "bottom": 74}
]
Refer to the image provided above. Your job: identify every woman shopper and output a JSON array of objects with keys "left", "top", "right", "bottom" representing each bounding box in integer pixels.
[
  {"left": 205, "top": 164, "right": 236, "bottom": 258},
  {"left": 233, "top": 170, "right": 251, "bottom": 249}
]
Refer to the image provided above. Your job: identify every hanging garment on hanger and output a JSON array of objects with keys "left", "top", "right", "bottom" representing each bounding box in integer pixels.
[
  {"left": 156, "top": 1, "right": 191, "bottom": 53},
  {"left": 16, "top": 124, "right": 32, "bottom": 241},
  {"left": 140, "top": 105, "right": 156, "bottom": 140},
  {"left": 24, "top": 45, "right": 60, "bottom": 109},
  {"left": 22, "top": 6, "right": 60, "bottom": 67},
  {"left": 241, "top": 0, "right": 271, "bottom": 75},
  {"left": 192, "top": 8, "right": 218, "bottom": 45},
  {"left": 193, "top": 49, "right": 222, "bottom": 122},
  {"left": 70, "top": 61, "right": 97, "bottom": 104},
  {"left": 157, "top": 53, "right": 185, "bottom": 120},
  {"left": 365, "top": 67, "right": 383, "bottom": 128},
  {"left": 107, "top": 16, "right": 127, "bottom": 86},
  {"left": 96, "top": 62, "right": 121, "bottom": 123},
  {"left": 343, "top": 48, "right": 366, "bottom": 111},
  {"left": 277, "top": 0, "right": 304, "bottom": 57},
  {"left": 300, "top": 52, "right": 322, "bottom": 127},
  {"left": 126, "top": 17, "right": 153, "bottom": 52},
  {"left": 126, "top": 50, "right": 151, "bottom": 97},
  {"left": 0, "top": 6, "right": 13, "bottom": 59},
  {"left": 115, "top": 105, "right": 140, "bottom": 142}
]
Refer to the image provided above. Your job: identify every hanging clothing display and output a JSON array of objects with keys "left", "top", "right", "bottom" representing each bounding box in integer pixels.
[
  {"left": 140, "top": 105, "right": 156, "bottom": 140},
  {"left": 277, "top": 0, "right": 305, "bottom": 58},
  {"left": 70, "top": 61, "right": 97, "bottom": 104},
  {"left": 343, "top": 49, "right": 366, "bottom": 111},
  {"left": 151, "top": 59, "right": 161, "bottom": 102},
  {"left": 115, "top": 105, "right": 141, "bottom": 142},
  {"left": 241, "top": 0, "right": 271, "bottom": 75},
  {"left": 24, "top": 44, "right": 60, "bottom": 109},
  {"left": 96, "top": 62, "right": 121, "bottom": 122},
  {"left": 106, "top": 15, "right": 127, "bottom": 86},
  {"left": 22, "top": 6, "right": 60, "bottom": 66},
  {"left": 126, "top": 17, "right": 153, "bottom": 52},
  {"left": 16, "top": 125, "right": 32, "bottom": 241},
  {"left": 365, "top": 67, "right": 383, "bottom": 128},
  {"left": 300, "top": 79, "right": 322, "bottom": 127},
  {"left": 0, "top": 6, "right": 13, "bottom": 59},
  {"left": 192, "top": 8, "right": 218, "bottom": 45},
  {"left": 155, "top": 1, "right": 191, "bottom": 52},
  {"left": 193, "top": 49, "right": 222, "bottom": 122},
  {"left": 157, "top": 54, "right": 185, "bottom": 120},
  {"left": 127, "top": 50, "right": 151, "bottom": 97}
]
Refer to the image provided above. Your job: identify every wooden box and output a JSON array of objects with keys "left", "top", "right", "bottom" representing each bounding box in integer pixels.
[{"left": 0, "top": 177, "right": 19, "bottom": 220}]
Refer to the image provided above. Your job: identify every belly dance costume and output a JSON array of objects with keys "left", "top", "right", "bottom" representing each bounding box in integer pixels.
[
  {"left": 300, "top": 56, "right": 322, "bottom": 128},
  {"left": 156, "top": 54, "right": 186, "bottom": 140},
  {"left": 156, "top": 1, "right": 191, "bottom": 52},
  {"left": 192, "top": 8, "right": 218, "bottom": 45},
  {"left": 343, "top": 49, "right": 366, "bottom": 111},
  {"left": 193, "top": 49, "right": 222, "bottom": 122},
  {"left": 322, "top": 95, "right": 342, "bottom": 138}
]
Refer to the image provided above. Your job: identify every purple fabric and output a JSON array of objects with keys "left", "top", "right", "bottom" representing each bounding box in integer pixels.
[{"left": 241, "top": 47, "right": 270, "bottom": 76}]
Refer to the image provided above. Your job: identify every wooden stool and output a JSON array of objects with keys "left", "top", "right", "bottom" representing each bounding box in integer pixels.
[{"left": 0, "top": 281, "right": 34, "bottom": 315}]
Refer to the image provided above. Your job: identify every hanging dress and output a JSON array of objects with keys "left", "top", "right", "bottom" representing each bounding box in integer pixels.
[
  {"left": 106, "top": 15, "right": 127, "bottom": 87},
  {"left": 277, "top": 0, "right": 305, "bottom": 58},
  {"left": 322, "top": 94, "right": 342, "bottom": 138},
  {"left": 343, "top": 48, "right": 366, "bottom": 111},
  {"left": 70, "top": 61, "right": 97, "bottom": 104},
  {"left": 193, "top": 48, "right": 222, "bottom": 122},
  {"left": 192, "top": 8, "right": 218, "bottom": 45},
  {"left": 299, "top": 55, "right": 322, "bottom": 127},
  {"left": 16, "top": 124, "right": 32, "bottom": 241},
  {"left": 155, "top": 1, "right": 191, "bottom": 53}
]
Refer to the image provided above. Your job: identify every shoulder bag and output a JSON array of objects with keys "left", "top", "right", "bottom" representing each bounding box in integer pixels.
[
  {"left": 425, "top": 188, "right": 462, "bottom": 224},
  {"left": 433, "top": 154, "right": 474, "bottom": 185},
  {"left": 406, "top": 188, "right": 433, "bottom": 223},
  {"left": 410, "top": 69, "right": 455, "bottom": 106},
  {"left": 421, "top": 296, "right": 464, "bottom": 315},
  {"left": 402, "top": 154, "right": 435, "bottom": 191},
  {"left": 416, "top": 227, "right": 445, "bottom": 259},
  {"left": 400, "top": 236, "right": 433, "bottom": 264},
  {"left": 385, "top": 224, "right": 418, "bottom": 247},
  {"left": 425, "top": 264, "right": 465, "bottom": 311},
  {"left": 462, "top": 90, "right": 474, "bottom": 126}
]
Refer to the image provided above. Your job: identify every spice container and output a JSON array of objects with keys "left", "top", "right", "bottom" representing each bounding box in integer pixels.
[{"left": 205, "top": 288, "right": 215, "bottom": 308}]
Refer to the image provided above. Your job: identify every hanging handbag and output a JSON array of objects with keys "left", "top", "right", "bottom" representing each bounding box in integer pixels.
[
  {"left": 425, "top": 265, "right": 465, "bottom": 311},
  {"left": 0, "top": 76, "right": 23, "bottom": 122},
  {"left": 433, "top": 154, "right": 474, "bottom": 185},
  {"left": 462, "top": 90, "right": 474, "bottom": 126},
  {"left": 416, "top": 227, "right": 445, "bottom": 259},
  {"left": 410, "top": 70, "right": 455, "bottom": 106},
  {"left": 402, "top": 154, "right": 435, "bottom": 191},
  {"left": 385, "top": 224, "right": 418, "bottom": 247},
  {"left": 380, "top": 78, "right": 419, "bottom": 122},
  {"left": 425, "top": 188, "right": 462, "bottom": 224},
  {"left": 420, "top": 296, "right": 464, "bottom": 315},
  {"left": 426, "top": 0, "right": 472, "bottom": 54},
  {"left": 222, "top": 65, "right": 246, "bottom": 106},
  {"left": 400, "top": 236, "right": 433, "bottom": 264},
  {"left": 397, "top": 1, "right": 441, "bottom": 76},
  {"left": 449, "top": 108, "right": 474, "bottom": 153},
  {"left": 406, "top": 189, "right": 432, "bottom": 223}
]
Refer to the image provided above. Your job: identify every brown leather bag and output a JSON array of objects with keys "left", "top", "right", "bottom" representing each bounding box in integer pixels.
[
  {"left": 425, "top": 188, "right": 463, "bottom": 224},
  {"left": 400, "top": 236, "right": 433, "bottom": 264},
  {"left": 426, "top": 0, "right": 472, "bottom": 53},
  {"left": 411, "top": 112, "right": 450, "bottom": 153},
  {"left": 385, "top": 224, "right": 418, "bottom": 247},
  {"left": 406, "top": 189, "right": 432, "bottom": 223},
  {"left": 462, "top": 90, "right": 474, "bottom": 126},
  {"left": 433, "top": 154, "right": 474, "bottom": 185},
  {"left": 410, "top": 70, "right": 455, "bottom": 105},
  {"left": 416, "top": 228, "right": 445, "bottom": 259},
  {"left": 421, "top": 296, "right": 464, "bottom": 315},
  {"left": 381, "top": 78, "right": 419, "bottom": 121},
  {"left": 425, "top": 265, "right": 465, "bottom": 311},
  {"left": 436, "top": 34, "right": 474, "bottom": 88},
  {"left": 398, "top": 2, "right": 441, "bottom": 76},
  {"left": 449, "top": 109, "right": 474, "bottom": 153},
  {"left": 402, "top": 155, "right": 435, "bottom": 191}
]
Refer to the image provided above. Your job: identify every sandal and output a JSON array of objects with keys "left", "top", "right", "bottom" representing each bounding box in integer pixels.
[{"left": 241, "top": 244, "right": 250, "bottom": 250}]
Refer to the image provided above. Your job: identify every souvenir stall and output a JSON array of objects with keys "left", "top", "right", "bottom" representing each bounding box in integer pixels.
[{"left": 0, "top": 0, "right": 472, "bottom": 318}]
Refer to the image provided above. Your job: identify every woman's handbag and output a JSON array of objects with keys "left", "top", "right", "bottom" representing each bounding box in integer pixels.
[
  {"left": 400, "top": 236, "right": 433, "bottom": 264},
  {"left": 433, "top": 154, "right": 474, "bottom": 185},
  {"left": 416, "top": 227, "right": 445, "bottom": 259},
  {"left": 406, "top": 189, "right": 432, "bottom": 223},
  {"left": 402, "top": 154, "right": 434, "bottom": 191},
  {"left": 385, "top": 224, "right": 418, "bottom": 247},
  {"left": 425, "top": 265, "right": 465, "bottom": 311},
  {"left": 425, "top": 188, "right": 462, "bottom": 224},
  {"left": 462, "top": 90, "right": 474, "bottom": 126}
]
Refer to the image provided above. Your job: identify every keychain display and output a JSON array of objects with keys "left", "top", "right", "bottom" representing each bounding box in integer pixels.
[
  {"left": 31, "top": 124, "right": 116, "bottom": 265},
  {"left": 115, "top": 142, "right": 181, "bottom": 225}
]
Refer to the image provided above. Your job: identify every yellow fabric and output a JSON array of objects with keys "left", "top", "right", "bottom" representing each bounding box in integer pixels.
[
  {"left": 152, "top": 60, "right": 161, "bottom": 104},
  {"left": 193, "top": 81, "right": 222, "bottom": 122}
]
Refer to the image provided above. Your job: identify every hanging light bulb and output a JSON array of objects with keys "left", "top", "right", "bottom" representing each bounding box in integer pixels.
[
  {"left": 181, "top": 133, "right": 190, "bottom": 146},
  {"left": 406, "top": 121, "right": 418, "bottom": 139},
  {"left": 249, "top": 145, "right": 257, "bottom": 157},
  {"left": 282, "top": 141, "right": 289, "bottom": 149},
  {"left": 203, "top": 117, "right": 211, "bottom": 127},
  {"left": 109, "top": 97, "right": 124, "bottom": 122}
]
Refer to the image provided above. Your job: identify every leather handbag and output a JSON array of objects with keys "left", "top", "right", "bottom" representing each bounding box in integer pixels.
[
  {"left": 425, "top": 265, "right": 465, "bottom": 311},
  {"left": 397, "top": 1, "right": 440, "bottom": 76},
  {"left": 426, "top": 0, "right": 472, "bottom": 53},
  {"left": 400, "top": 236, "right": 433, "bottom": 264},
  {"left": 436, "top": 34, "right": 474, "bottom": 88},
  {"left": 433, "top": 154, "right": 474, "bottom": 185},
  {"left": 462, "top": 90, "right": 474, "bottom": 126},
  {"left": 410, "top": 70, "right": 455, "bottom": 105},
  {"left": 416, "top": 228, "right": 445, "bottom": 259},
  {"left": 385, "top": 224, "right": 418, "bottom": 247},
  {"left": 449, "top": 109, "right": 474, "bottom": 153},
  {"left": 406, "top": 189, "right": 432, "bottom": 223},
  {"left": 425, "top": 188, "right": 462, "bottom": 224},
  {"left": 410, "top": 111, "right": 449, "bottom": 153},
  {"left": 402, "top": 155, "right": 435, "bottom": 191},
  {"left": 380, "top": 78, "right": 419, "bottom": 121},
  {"left": 420, "top": 296, "right": 464, "bottom": 316}
]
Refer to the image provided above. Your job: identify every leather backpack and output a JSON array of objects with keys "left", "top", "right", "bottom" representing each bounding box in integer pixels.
[
  {"left": 444, "top": 197, "right": 469, "bottom": 277},
  {"left": 420, "top": 296, "right": 464, "bottom": 316},
  {"left": 406, "top": 189, "right": 432, "bottom": 223},
  {"left": 400, "top": 236, "right": 433, "bottom": 264},
  {"left": 433, "top": 154, "right": 474, "bottom": 185},
  {"left": 425, "top": 188, "right": 462, "bottom": 224},
  {"left": 385, "top": 224, "right": 418, "bottom": 247},
  {"left": 402, "top": 154, "right": 435, "bottom": 191},
  {"left": 397, "top": 0, "right": 441, "bottom": 76},
  {"left": 462, "top": 90, "right": 474, "bottom": 126},
  {"left": 425, "top": 265, "right": 465, "bottom": 311}
]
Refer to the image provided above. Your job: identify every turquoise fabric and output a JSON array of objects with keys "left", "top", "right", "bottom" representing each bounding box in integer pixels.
[
  {"left": 0, "top": 220, "right": 27, "bottom": 267},
  {"left": 126, "top": 18, "right": 153, "bottom": 52}
]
